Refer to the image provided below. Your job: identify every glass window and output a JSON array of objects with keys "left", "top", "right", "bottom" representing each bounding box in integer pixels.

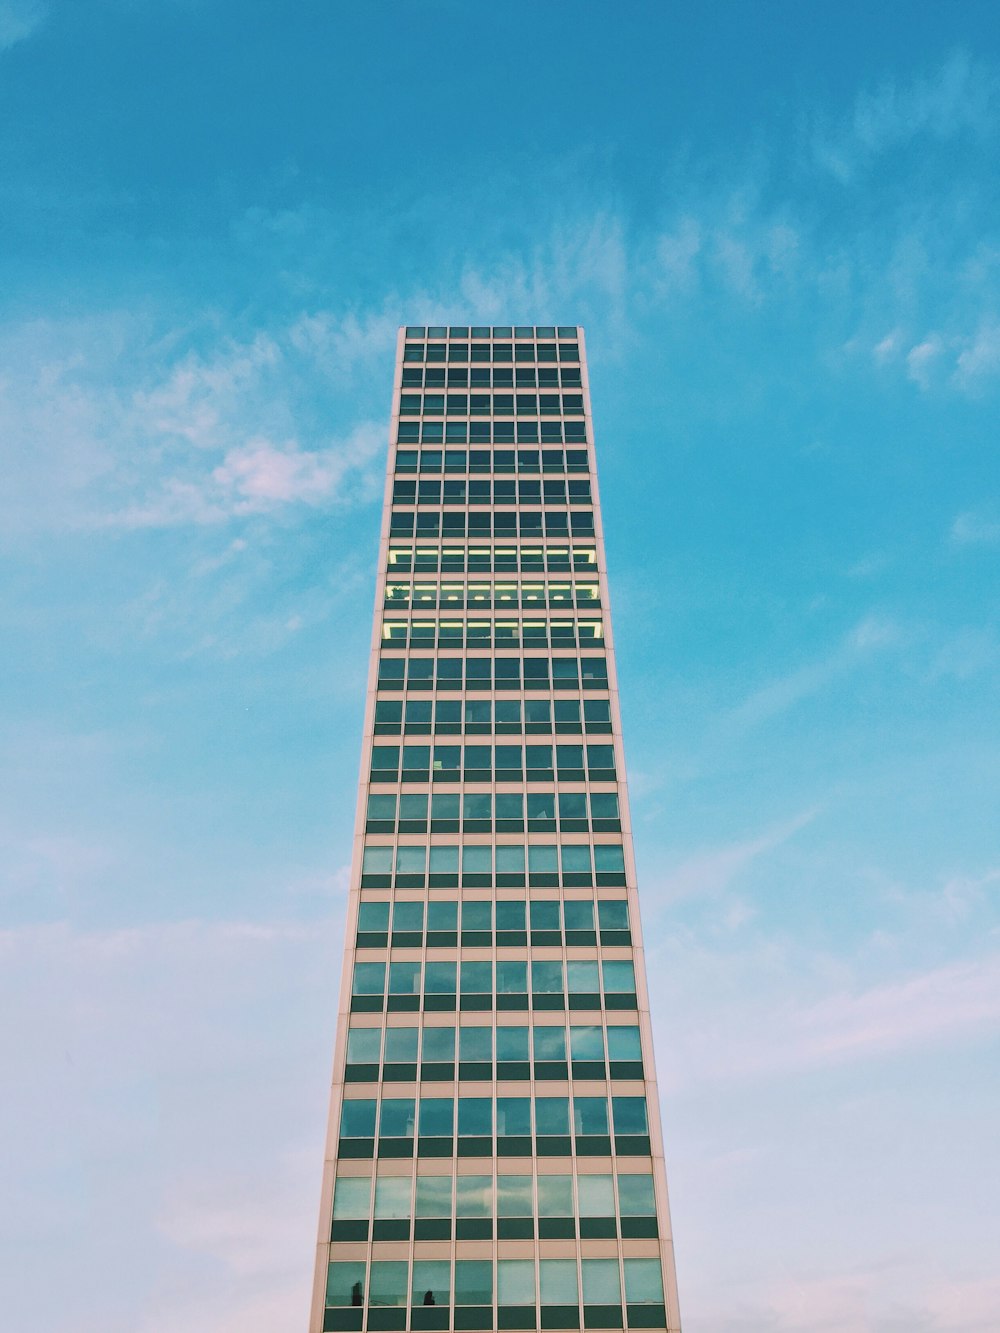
[
  {"left": 569, "top": 1025, "right": 604, "bottom": 1060},
  {"left": 370, "top": 1261, "right": 408, "bottom": 1308},
  {"left": 496, "top": 1025, "right": 530, "bottom": 1060},
  {"left": 496, "top": 1096, "right": 531, "bottom": 1135},
  {"left": 606, "top": 1026, "right": 642, "bottom": 1061},
  {"left": 430, "top": 792, "right": 459, "bottom": 821},
  {"left": 393, "top": 901, "right": 423, "bottom": 934},
  {"left": 612, "top": 1096, "right": 648, "bottom": 1135},
  {"left": 429, "top": 844, "right": 458, "bottom": 874},
  {"left": 422, "top": 1026, "right": 455, "bottom": 1062},
  {"left": 415, "top": 1174, "right": 451, "bottom": 1216},
  {"left": 456, "top": 1175, "right": 492, "bottom": 1216},
  {"left": 533, "top": 1025, "right": 566, "bottom": 1060},
  {"left": 566, "top": 960, "right": 600, "bottom": 993},
  {"left": 426, "top": 900, "right": 457, "bottom": 933},
  {"left": 388, "top": 961, "right": 421, "bottom": 994},
  {"left": 395, "top": 845, "right": 426, "bottom": 875},
  {"left": 418, "top": 1097, "right": 454, "bottom": 1137},
  {"left": 339, "top": 1099, "right": 376, "bottom": 1138},
  {"left": 537, "top": 1175, "right": 572, "bottom": 1217},
  {"left": 582, "top": 1259, "right": 621, "bottom": 1305},
  {"left": 424, "top": 961, "right": 456, "bottom": 994},
  {"left": 597, "top": 899, "right": 629, "bottom": 930},
  {"left": 352, "top": 962, "right": 385, "bottom": 996},
  {"left": 617, "top": 1174, "right": 656, "bottom": 1216},
  {"left": 459, "top": 1025, "right": 492, "bottom": 1061},
  {"left": 366, "top": 794, "right": 396, "bottom": 821},
  {"left": 595, "top": 845, "right": 626, "bottom": 874},
  {"left": 379, "top": 1098, "right": 415, "bottom": 1137},
  {"left": 602, "top": 959, "right": 636, "bottom": 993},
  {"left": 531, "top": 959, "right": 563, "bottom": 993},
  {"left": 561, "top": 844, "right": 592, "bottom": 875},
  {"left": 496, "top": 960, "right": 528, "bottom": 994},
  {"left": 498, "top": 1259, "right": 535, "bottom": 1306},
  {"left": 411, "top": 1260, "right": 450, "bottom": 1309},
  {"left": 623, "top": 1259, "right": 664, "bottom": 1304},
  {"left": 383, "top": 1026, "right": 418, "bottom": 1062},
  {"left": 346, "top": 1026, "right": 381, "bottom": 1063},
  {"left": 399, "top": 793, "right": 428, "bottom": 821},
  {"left": 374, "top": 1175, "right": 411, "bottom": 1218},
  {"left": 458, "top": 1097, "right": 493, "bottom": 1136},
  {"left": 463, "top": 844, "right": 492, "bottom": 873},
  {"left": 577, "top": 1175, "right": 614, "bottom": 1217},
  {"left": 361, "top": 846, "right": 392, "bottom": 876},
  {"left": 574, "top": 1096, "right": 609, "bottom": 1136},
  {"left": 529, "top": 844, "right": 558, "bottom": 873},
  {"left": 539, "top": 1259, "right": 578, "bottom": 1306},
  {"left": 358, "top": 901, "right": 389, "bottom": 933},
  {"left": 455, "top": 1260, "right": 493, "bottom": 1306},
  {"left": 496, "top": 845, "right": 525, "bottom": 874},
  {"left": 534, "top": 1096, "right": 569, "bottom": 1135},
  {"left": 332, "top": 1176, "right": 371, "bottom": 1218},
  {"left": 497, "top": 1174, "right": 532, "bottom": 1216},
  {"left": 327, "top": 1261, "right": 366, "bottom": 1307}
]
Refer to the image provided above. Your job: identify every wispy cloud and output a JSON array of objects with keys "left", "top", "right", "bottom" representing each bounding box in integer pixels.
[
  {"left": 655, "top": 807, "right": 819, "bottom": 904},
  {"left": 811, "top": 49, "right": 1000, "bottom": 184},
  {"left": 0, "top": 0, "right": 46, "bottom": 51},
  {"left": 950, "top": 506, "right": 1000, "bottom": 545}
]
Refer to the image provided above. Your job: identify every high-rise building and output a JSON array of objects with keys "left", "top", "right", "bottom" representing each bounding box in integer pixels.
[{"left": 309, "top": 325, "right": 682, "bottom": 1333}]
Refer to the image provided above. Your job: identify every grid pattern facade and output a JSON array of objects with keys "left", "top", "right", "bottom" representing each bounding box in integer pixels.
[{"left": 309, "top": 326, "right": 682, "bottom": 1333}]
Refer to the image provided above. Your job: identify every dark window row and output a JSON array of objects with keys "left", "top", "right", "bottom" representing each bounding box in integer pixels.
[
  {"left": 401, "top": 366, "right": 582, "bottom": 390},
  {"left": 405, "top": 325, "right": 577, "bottom": 338},
  {"left": 402, "top": 341, "right": 580, "bottom": 365},
  {"left": 331, "top": 1167, "right": 657, "bottom": 1243},
  {"left": 399, "top": 392, "right": 584, "bottom": 417},
  {"left": 381, "top": 619, "right": 603, "bottom": 652},
  {"left": 394, "top": 447, "right": 588, "bottom": 474},
  {"left": 366, "top": 789, "right": 620, "bottom": 834},
  {"left": 325, "top": 1255, "right": 666, "bottom": 1332},
  {"left": 356, "top": 896, "right": 629, "bottom": 946},
  {"left": 350, "top": 958, "right": 637, "bottom": 1015},
  {"left": 387, "top": 545, "right": 597, "bottom": 575},
  {"left": 389, "top": 510, "right": 595, "bottom": 540},
  {"left": 360, "top": 841, "right": 626, "bottom": 890},
  {"left": 397, "top": 420, "right": 586, "bottom": 446},
  {"left": 385, "top": 580, "right": 601, "bottom": 610},
  {"left": 376, "top": 657, "right": 609, "bottom": 693},
  {"left": 395, "top": 448, "right": 591, "bottom": 477},
  {"left": 369, "top": 740, "right": 616, "bottom": 785},
  {"left": 392, "top": 479, "right": 592, "bottom": 505},
  {"left": 374, "top": 697, "right": 611, "bottom": 738}
]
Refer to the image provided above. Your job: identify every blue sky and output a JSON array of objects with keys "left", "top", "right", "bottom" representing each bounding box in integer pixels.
[{"left": 1, "top": 2, "right": 999, "bottom": 1330}]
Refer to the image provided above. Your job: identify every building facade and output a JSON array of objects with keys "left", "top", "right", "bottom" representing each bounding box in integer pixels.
[{"left": 309, "top": 325, "right": 682, "bottom": 1333}]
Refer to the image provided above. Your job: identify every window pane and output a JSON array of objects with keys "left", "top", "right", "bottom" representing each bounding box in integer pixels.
[
  {"left": 374, "top": 1176, "right": 411, "bottom": 1218},
  {"left": 497, "top": 1174, "right": 532, "bottom": 1216},
  {"left": 411, "top": 1260, "right": 450, "bottom": 1308},
  {"left": 537, "top": 1175, "right": 572, "bottom": 1216},
  {"left": 496, "top": 1025, "right": 530, "bottom": 1060},
  {"left": 606, "top": 1025, "right": 642, "bottom": 1061},
  {"left": 332, "top": 1176, "right": 371, "bottom": 1219},
  {"left": 346, "top": 1026, "right": 381, "bottom": 1062},
  {"left": 577, "top": 1174, "right": 614, "bottom": 1216},
  {"left": 362, "top": 846, "right": 392, "bottom": 874},
  {"left": 612, "top": 1096, "right": 649, "bottom": 1135},
  {"left": 534, "top": 1096, "right": 569, "bottom": 1135},
  {"left": 569, "top": 1025, "right": 604, "bottom": 1060},
  {"left": 533, "top": 1025, "right": 566, "bottom": 1060},
  {"left": 617, "top": 1174, "right": 656, "bottom": 1216},
  {"left": 458, "top": 1097, "right": 492, "bottom": 1135},
  {"left": 602, "top": 959, "right": 635, "bottom": 993},
  {"left": 370, "top": 1260, "right": 408, "bottom": 1307},
  {"left": 418, "top": 1098, "right": 454, "bottom": 1137},
  {"left": 539, "top": 1259, "right": 578, "bottom": 1305},
  {"left": 574, "top": 1096, "right": 609, "bottom": 1135},
  {"left": 459, "top": 1025, "right": 492, "bottom": 1061},
  {"left": 415, "top": 1174, "right": 452, "bottom": 1216},
  {"left": 623, "top": 1259, "right": 664, "bottom": 1303},
  {"left": 327, "top": 1261, "right": 366, "bottom": 1307},
  {"left": 383, "top": 1026, "right": 418, "bottom": 1061},
  {"left": 582, "top": 1259, "right": 621, "bottom": 1305},
  {"left": 498, "top": 1259, "right": 536, "bottom": 1305},
  {"left": 456, "top": 1175, "right": 492, "bottom": 1216},
  {"left": 340, "top": 1099, "right": 376, "bottom": 1137},
  {"left": 455, "top": 1260, "right": 493, "bottom": 1306},
  {"left": 380, "top": 1098, "right": 415, "bottom": 1137},
  {"left": 422, "top": 1026, "right": 455, "bottom": 1062}
]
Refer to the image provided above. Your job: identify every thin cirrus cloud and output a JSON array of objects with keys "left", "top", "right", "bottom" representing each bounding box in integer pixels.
[{"left": 0, "top": 0, "right": 46, "bottom": 52}]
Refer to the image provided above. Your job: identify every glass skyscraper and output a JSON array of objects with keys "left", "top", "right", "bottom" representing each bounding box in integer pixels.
[{"left": 309, "top": 326, "right": 682, "bottom": 1333}]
